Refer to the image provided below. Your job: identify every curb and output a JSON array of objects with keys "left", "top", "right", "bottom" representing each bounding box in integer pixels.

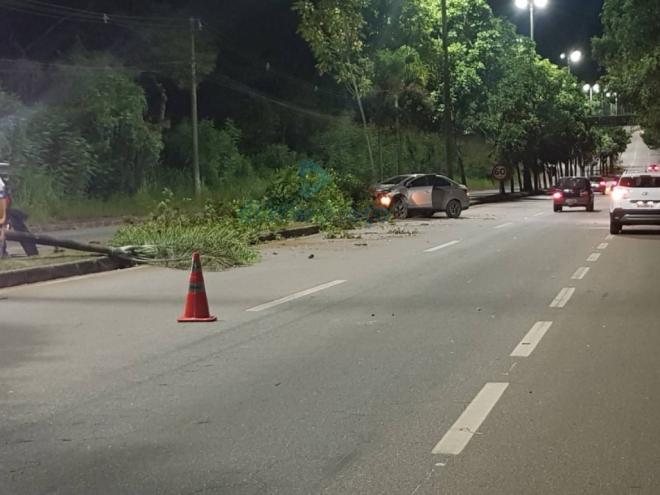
[
  {"left": 30, "top": 217, "right": 131, "bottom": 233},
  {"left": 1, "top": 194, "right": 537, "bottom": 289},
  {"left": 470, "top": 191, "right": 539, "bottom": 205},
  {"left": 0, "top": 257, "right": 135, "bottom": 289},
  {"left": 258, "top": 225, "right": 320, "bottom": 242},
  {"left": 0, "top": 225, "right": 319, "bottom": 289}
]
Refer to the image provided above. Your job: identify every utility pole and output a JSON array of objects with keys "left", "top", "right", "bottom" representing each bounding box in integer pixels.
[
  {"left": 441, "top": 0, "right": 454, "bottom": 179},
  {"left": 190, "top": 17, "right": 201, "bottom": 199},
  {"left": 529, "top": 1, "right": 534, "bottom": 41}
]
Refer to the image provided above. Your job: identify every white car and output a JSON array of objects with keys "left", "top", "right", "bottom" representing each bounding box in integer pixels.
[{"left": 609, "top": 167, "right": 660, "bottom": 234}]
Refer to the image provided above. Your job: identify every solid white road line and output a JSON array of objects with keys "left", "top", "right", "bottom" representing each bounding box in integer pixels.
[
  {"left": 597, "top": 242, "right": 609, "bottom": 250},
  {"left": 494, "top": 222, "right": 513, "bottom": 229},
  {"left": 246, "top": 280, "right": 346, "bottom": 312},
  {"left": 432, "top": 383, "right": 509, "bottom": 455},
  {"left": 424, "top": 240, "right": 461, "bottom": 253},
  {"left": 587, "top": 253, "right": 601, "bottom": 262},
  {"left": 550, "top": 287, "right": 576, "bottom": 308},
  {"left": 606, "top": 234, "right": 614, "bottom": 240},
  {"left": 571, "top": 267, "right": 590, "bottom": 280},
  {"left": 511, "top": 322, "right": 553, "bottom": 357}
]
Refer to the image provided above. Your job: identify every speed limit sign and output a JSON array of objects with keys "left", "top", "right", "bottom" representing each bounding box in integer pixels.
[{"left": 492, "top": 165, "right": 508, "bottom": 181}]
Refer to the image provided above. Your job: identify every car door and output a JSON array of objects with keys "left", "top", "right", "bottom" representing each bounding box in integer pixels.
[
  {"left": 431, "top": 176, "right": 452, "bottom": 210},
  {"left": 406, "top": 176, "right": 432, "bottom": 209}
]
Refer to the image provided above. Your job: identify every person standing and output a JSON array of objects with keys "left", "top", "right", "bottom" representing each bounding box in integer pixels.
[{"left": 0, "top": 175, "right": 7, "bottom": 258}]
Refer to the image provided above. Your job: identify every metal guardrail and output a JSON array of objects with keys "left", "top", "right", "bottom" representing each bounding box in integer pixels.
[{"left": 585, "top": 114, "right": 637, "bottom": 126}]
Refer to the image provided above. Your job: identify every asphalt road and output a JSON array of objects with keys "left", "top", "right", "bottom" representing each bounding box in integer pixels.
[{"left": 1, "top": 135, "right": 659, "bottom": 494}]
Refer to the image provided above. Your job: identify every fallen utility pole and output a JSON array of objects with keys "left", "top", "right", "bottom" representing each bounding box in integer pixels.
[{"left": 5, "top": 230, "right": 128, "bottom": 259}]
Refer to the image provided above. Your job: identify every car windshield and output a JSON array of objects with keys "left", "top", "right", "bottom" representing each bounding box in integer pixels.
[
  {"left": 558, "top": 178, "right": 588, "bottom": 189},
  {"left": 619, "top": 175, "right": 660, "bottom": 187},
  {"left": 380, "top": 175, "right": 410, "bottom": 185}
]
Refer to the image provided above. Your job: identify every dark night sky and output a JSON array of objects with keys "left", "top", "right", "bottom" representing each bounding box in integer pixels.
[
  {"left": 487, "top": 0, "right": 604, "bottom": 81},
  {"left": 0, "top": 0, "right": 605, "bottom": 89}
]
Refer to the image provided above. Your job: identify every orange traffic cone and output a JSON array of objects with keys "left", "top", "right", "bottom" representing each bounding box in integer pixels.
[{"left": 178, "top": 252, "right": 217, "bottom": 322}]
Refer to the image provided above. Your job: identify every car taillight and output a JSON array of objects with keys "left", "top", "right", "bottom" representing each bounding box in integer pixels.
[
  {"left": 611, "top": 187, "right": 629, "bottom": 201},
  {"left": 599, "top": 181, "right": 606, "bottom": 186},
  {"left": 553, "top": 192, "right": 563, "bottom": 199}
]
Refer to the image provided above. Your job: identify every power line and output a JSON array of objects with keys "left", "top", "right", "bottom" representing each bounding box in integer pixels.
[
  {"left": 20, "top": 0, "right": 184, "bottom": 22},
  {"left": 0, "top": 0, "right": 188, "bottom": 29}
]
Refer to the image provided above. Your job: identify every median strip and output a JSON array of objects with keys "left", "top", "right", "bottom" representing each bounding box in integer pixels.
[
  {"left": 550, "top": 287, "right": 576, "bottom": 308},
  {"left": 424, "top": 240, "right": 461, "bottom": 253},
  {"left": 432, "top": 383, "right": 509, "bottom": 455},
  {"left": 511, "top": 322, "right": 553, "bottom": 357},
  {"left": 246, "top": 280, "right": 346, "bottom": 312}
]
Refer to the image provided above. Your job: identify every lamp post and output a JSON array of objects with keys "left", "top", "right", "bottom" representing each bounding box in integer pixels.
[
  {"left": 514, "top": 0, "right": 548, "bottom": 41},
  {"left": 606, "top": 91, "right": 619, "bottom": 115},
  {"left": 560, "top": 50, "right": 582, "bottom": 74},
  {"left": 582, "top": 83, "right": 600, "bottom": 102}
]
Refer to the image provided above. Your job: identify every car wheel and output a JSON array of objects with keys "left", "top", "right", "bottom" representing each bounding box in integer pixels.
[
  {"left": 554, "top": 205, "right": 562, "bottom": 212},
  {"left": 390, "top": 197, "right": 408, "bottom": 219},
  {"left": 445, "top": 199, "right": 462, "bottom": 219},
  {"left": 610, "top": 219, "right": 622, "bottom": 235},
  {"left": 587, "top": 201, "right": 594, "bottom": 212}
]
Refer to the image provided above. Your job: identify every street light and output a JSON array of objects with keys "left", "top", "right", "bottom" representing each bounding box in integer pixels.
[
  {"left": 582, "top": 83, "right": 600, "bottom": 102},
  {"left": 560, "top": 50, "right": 582, "bottom": 74},
  {"left": 514, "top": 0, "right": 548, "bottom": 41},
  {"left": 606, "top": 91, "right": 619, "bottom": 115}
]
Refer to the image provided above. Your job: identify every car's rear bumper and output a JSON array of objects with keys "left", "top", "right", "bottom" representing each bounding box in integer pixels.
[
  {"left": 611, "top": 208, "right": 660, "bottom": 224},
  {"left": 555, "top": 198, "right": 590, "bottom": 207}
]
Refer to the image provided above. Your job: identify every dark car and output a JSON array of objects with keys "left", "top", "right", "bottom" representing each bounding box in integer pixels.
[
  {"left": 370, "top": 174, "right": 470, "bottom": 219},
  {"left": 552, "top": 177, "right": 594, "bottom": 212},
  {"left": 589, "top": 176, "right": 606, "bottom": 194}
]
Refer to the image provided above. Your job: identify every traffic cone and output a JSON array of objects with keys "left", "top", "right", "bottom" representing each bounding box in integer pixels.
[{"left": 178, "top": 252, "right": 217, "bottom": 322}]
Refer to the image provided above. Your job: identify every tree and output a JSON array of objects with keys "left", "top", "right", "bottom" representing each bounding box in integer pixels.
[
  {"left": 371, "top": 46, "right": 430, "bottom": 175},
  {"left": 594, "top": 0, "right": 660, "bottom": 147},
  {"left": 293, "top": 0, "right": 377, "bottom": 178}
]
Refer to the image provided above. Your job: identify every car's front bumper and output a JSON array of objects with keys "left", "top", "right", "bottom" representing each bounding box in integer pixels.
[{"left": 611, "top": 208, "right": 660, "bottom": 225}]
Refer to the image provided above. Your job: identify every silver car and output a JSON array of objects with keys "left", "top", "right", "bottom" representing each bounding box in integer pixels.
[{"left": 371, "top": 174, "right": 470, "bottom": 219}]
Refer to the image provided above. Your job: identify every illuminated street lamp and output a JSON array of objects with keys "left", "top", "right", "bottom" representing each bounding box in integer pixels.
[
  {"left": 582, "top": 83, "right": 600, "bottom": 102},
  {"left": 560, "top": 50, "right": 582, "bottom": 74},
  {"left": 514, "top": 0, "right": 548, "bottom": 41},
  {"left": 606, "top": 91, "right": 619, "bottom": 115}
]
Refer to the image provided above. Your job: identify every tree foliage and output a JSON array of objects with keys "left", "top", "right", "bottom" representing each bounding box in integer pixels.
[{"left": 594, "top": 0, "right": 660, "bottom": 147}]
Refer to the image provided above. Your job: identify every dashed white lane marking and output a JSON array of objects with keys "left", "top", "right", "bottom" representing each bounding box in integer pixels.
[
  {"left": 597, "top": 242, "right": 609, "bottom": 250},
  {"left": 606, "top": 234, "right": 614, "bottom": 240},
  {"left": 587, "top": 253, "right": 601, "bottom": 262},
  {"left": 494, "top": 222, "right": 513, "bottom": 229},
  {"left": 432, "top": 383, "right": 509, "bottom": 455},
  {"left": 550, "top": 287, "right": 576, "bottom": 308},
  {"left": 246, "top": 280, "right": 346, "bottom": 312},
  {"left": 533, "top": 212, "right": 545, "bottom": 217},
  {"left": 571, "top": 267, "right": 590, "bottom": 280},
  {"left": 424, "top": 240, "right": 461, "bottom": 253},
  {"left": 511, "top": 322, "right": 553, "bottom": 357}
]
